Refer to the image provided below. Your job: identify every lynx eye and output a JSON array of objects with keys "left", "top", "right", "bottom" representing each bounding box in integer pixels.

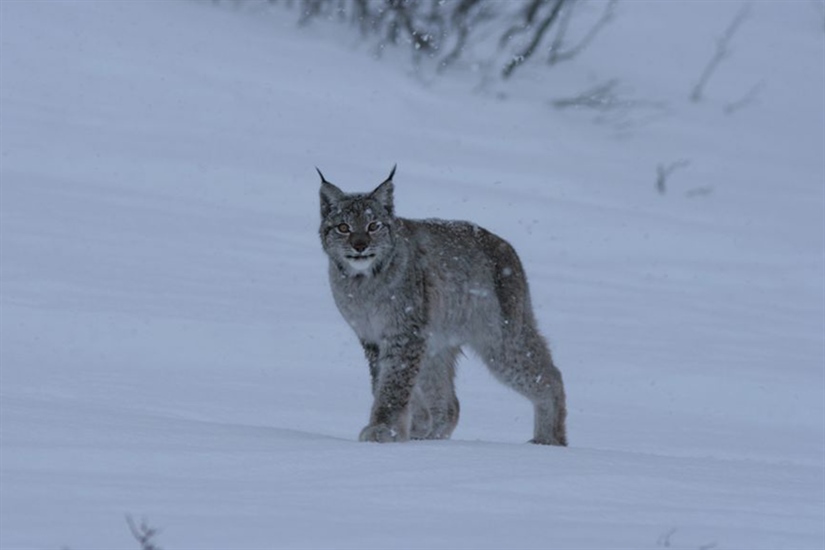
[
  {"left": 367, "top": 221, "right": 383, "bottom": 233},
  {"left": 335, "top": 223, "right": 351, "bottom": 234}
]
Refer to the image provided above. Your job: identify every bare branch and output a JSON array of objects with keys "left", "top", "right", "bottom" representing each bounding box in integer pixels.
[
  {"left": 499, "top": 0, "right": 547, "bottom": 49},
  {"left": 387, "top": 0, "right": 437, "bottom": 54},
  {"left": 502, "top": 0, "right": 568, "bottom": 79},
  {"left": 690, "top": 3, "right": 752, "bottom": 102},
  {"left": 438, "top": 0, "right": 490, "bottom": 72},
  {"left": 276, "top": 0, "right": 613, "bottom": 78},
  {"left": 549, "top": 0, "right": 617, "bottom": 65},
  {"left": 545, "top": 0, "right": 574, "bottom": 60}
]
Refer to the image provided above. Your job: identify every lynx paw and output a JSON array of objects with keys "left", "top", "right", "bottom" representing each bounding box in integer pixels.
[
  {"left": 359, "top": 424, "right": 401, "bottom": 443},
  {"left": 529, "top": 437, "right": 567, "bottom": 447}
]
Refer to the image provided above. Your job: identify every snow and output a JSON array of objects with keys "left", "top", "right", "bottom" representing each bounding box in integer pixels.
[{"left": 1, "top": 1, "right": 823, "bottom": 548}]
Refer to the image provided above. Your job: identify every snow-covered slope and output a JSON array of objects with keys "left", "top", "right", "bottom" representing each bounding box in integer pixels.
[{"left": 1, "top": 1, "right": 823, "bottom": 548}]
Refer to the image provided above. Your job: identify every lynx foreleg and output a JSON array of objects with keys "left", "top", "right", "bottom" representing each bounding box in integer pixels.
[
  {"left": 360, "top": 340, "right": 380, "bottom": 395},
  {"left": 412, "top": 346, "right": 461, "bottom": 440},
  {"left": 359, "top": 333, "right": 425, "bottom": 443}
]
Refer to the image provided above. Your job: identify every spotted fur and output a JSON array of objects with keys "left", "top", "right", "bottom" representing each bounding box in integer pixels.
[{"left": 318, "top": 167, "right": 567, "bottom": 446}]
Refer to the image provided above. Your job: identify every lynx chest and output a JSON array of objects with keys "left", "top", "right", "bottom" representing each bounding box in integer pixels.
[{"left": 330, "top": 274, "right": 419, "bottom": 344}]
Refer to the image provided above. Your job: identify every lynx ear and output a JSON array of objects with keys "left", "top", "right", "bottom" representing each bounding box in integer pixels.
[
  {"left": 370, "top": 164, "right": 396, "bottom": 217},
  {"left": 318, "top": 168, "right": 345, "bottom": 219}
]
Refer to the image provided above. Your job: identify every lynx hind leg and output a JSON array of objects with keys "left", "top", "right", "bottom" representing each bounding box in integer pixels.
[
  {"left": 478, "top": 326, "right": 567, "bottom": 446},
  {"left": 411, "top": 347, "right": 461, "bottom": 440},
  {"left": 481, "top": 240, "right": 567, "bottom": 446},
  {"left": 528, "top": 336, "right": 567, "bottom": 447},
  {"left": 409, "top": 388, "right": 432, "bottom": 439}
]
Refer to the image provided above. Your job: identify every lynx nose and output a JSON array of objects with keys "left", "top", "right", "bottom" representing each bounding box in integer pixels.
[{"left": 351, "top": 238, "right": 369, "bottom": 253}]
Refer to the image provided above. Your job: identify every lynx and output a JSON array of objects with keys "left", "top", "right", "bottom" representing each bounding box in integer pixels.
[{"left": 318, "top": 166, "right": 567, "bottom": 446}]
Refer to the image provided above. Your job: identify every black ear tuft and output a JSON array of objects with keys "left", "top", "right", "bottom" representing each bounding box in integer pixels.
[
  {"left": 316, "top": 167, "right": 330, "bottom": 185},
  {"left": 384, "top": 164, "right": 397, "bottom": 184}
]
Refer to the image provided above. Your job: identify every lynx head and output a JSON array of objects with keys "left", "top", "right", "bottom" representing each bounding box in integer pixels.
[{"left": 318, "top": 165, "right": 397, "bottom": 277}]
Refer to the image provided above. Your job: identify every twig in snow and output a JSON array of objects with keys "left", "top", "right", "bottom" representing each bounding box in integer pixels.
[
  {"left": 552, "top": 78, "right": 622, "bottom": 110},
  {"left": 552, "top": 79, "right": 668, "bottom": 133},
  {"left": 552, "top": 79, "right": 666, "bottom": 112},
  {"left": 656, "top": 159, "right": 690, "bottom": 195},
  {"left": 126, "top": 515, "right": 163, "bottom": 550},
  {"left": 724, "top": 80, "right": 765, "bottom": 114},
  {"left": 690, "top": 3, "right": 752, "bottom": 103},
  {"left": 656, "top": 526, "right": 678, "bottom": 548}
]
